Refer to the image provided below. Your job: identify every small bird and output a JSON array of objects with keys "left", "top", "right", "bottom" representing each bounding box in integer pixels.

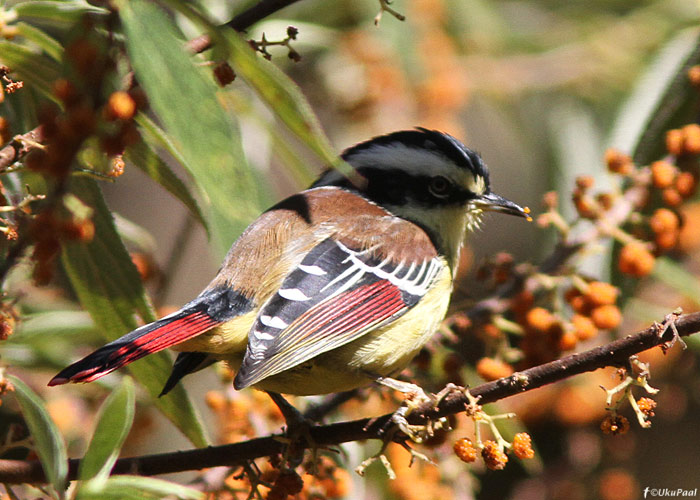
[{"left": 50, "top": 128, "right": 529, "bottom": 402}]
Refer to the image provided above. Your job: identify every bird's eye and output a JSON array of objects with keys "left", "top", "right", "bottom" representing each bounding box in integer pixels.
[{"left": 429, "top": 176, "right": 451, "bottom": 198}]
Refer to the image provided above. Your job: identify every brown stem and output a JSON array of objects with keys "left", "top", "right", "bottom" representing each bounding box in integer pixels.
[{"left": 2, "top": 311, "right": 697, "bottom": 485}]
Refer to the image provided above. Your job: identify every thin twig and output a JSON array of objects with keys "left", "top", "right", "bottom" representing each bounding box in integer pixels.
[
  {"left": 2, "top": 311, "right": 697, "bottom": 484},
  {"left": 184, "top": 0, "right": 304, "bottom": 54}
]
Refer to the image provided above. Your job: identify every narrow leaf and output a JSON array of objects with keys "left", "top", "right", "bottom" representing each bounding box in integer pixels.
[
  {"left": 8, "top": 376, "right": 68, "bottom": 497},
  {"left": 60, "top": 176, "right": 208, "bottom": 447},
  {"left": 78, "top": 377, "right": 135, "bottom": 484},
  {"left": 119, "top": 0, "right": 266, "bottom": 257},
  {"left": 77, "top": 475, "right": 204, "bottom": 500},
  {"left": 14, "top": 22, "right": 63, "bottom": 61},
  {"left": 12, "top": 1, "right": 108, "bottom": 26}
]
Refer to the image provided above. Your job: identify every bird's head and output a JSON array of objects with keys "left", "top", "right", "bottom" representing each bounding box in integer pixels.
[{"left": 314, "top": 128, "right": 530, "bottom": 268}]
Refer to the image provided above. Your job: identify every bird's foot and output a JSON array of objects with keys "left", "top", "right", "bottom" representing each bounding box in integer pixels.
[
  {"left": 375, "top": 377, "right": 449, "bottom": 443},
  {"left": 267, "top": 392, "right": 316, "bottom": 467}
]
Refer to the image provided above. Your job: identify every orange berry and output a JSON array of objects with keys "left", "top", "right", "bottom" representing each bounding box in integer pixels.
[
  {"left": 511, "top": 432, "right": 535, "bottom": 460},
  {"left": 0, "top": 116, "right": 10, "bottom": 145},
  {"left": 666, "top": 129, "right": 683, "bottom": 156},
  {"left": 688, "top": 65, "right": 700, "bottom": 87},
  {"left": 655, "top": 230, "right": 679, "bottom": 251},
  {"left": 681, "top": 123, "right": 700, "bottom": 154},
  {"left": 649, "top": 208, "right": 679, "bottom": 234},
  {"left": 482, "top": 440, "right": 508, "bottom": 470},
  {"left": 584, "top": 281, "right": 618, "bottom": 307},
  {"left": 576, "top": 175, "right": 595, "bottom": 190},
  {"left": 476, "top": 357, "right": 513, "bottom": 381},
  {"left": 590, "top": 305, "right": 622, "bottom": 330},
  {"left": 618, "top": 242, "right": 655, "bottom": 277},
  {"left": 106, "top": 91, "right": 136, "bottom": 121},
  {"left": 651, "top": 161, "right": 677, "bottom": 189},
  {"left": 558, "top": 331, "right": 578, "bottom": 351},
  {"left": 573, "top": 193, "right": 597, "bottom": 219},
  {"left": 571, "top": 314, "right": 598, "bottom": 340},
  {"left": 453, "top": 437, "right": 477, "bottom": 463},
  {"left": 675, "top": 171, "right": 697, "bottom": 197},
  {"left": 204, "top": 390, "right": 226, "bottom": 411},
  {"left": 662, "top": 187, "right": 683, "bottom": 207},
  {"left": 604, "top": 149, "right": 633, "bottom": 175},
  {"left": 525, "top": 307, "right": 556, "bottom": 334}
]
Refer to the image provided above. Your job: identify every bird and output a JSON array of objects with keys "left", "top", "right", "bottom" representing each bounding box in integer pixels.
[{"left": 50, "top": 128, "right": 530, "bottom": 407}]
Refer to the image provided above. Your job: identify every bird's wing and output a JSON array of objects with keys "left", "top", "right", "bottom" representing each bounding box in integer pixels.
[{"left": 234, "top": 216, "right": 444, "bottom": 390}]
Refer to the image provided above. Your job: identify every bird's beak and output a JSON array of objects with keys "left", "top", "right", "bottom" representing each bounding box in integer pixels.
[{"left": 474, "top": 192, "right": 532, "bottom": 220}]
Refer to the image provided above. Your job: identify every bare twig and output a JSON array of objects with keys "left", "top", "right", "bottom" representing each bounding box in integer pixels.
[
  {"left": 2, "top": 311, "right": 697, "bottom": 485},
  {"left": 0, "top": 128, "right": 44, "bottom": 174},
  {"left": 185, "top": 0, "right": 304, "bottom": 54}
]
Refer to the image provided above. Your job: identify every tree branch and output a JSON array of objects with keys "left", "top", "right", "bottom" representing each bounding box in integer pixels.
[{"left": 2, "top": 311, "right": 698, "bottom": 485}]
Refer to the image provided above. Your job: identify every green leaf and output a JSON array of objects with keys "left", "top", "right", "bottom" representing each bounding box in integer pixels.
[
  {"left": 118, "top": 0, "right": 266, "bottom": 257},
  {"left": 652, "top": 257, "right": 700, "bottom": 308},
  {"left": 12, "top": 0, "right": 108, "bottom": 26},
  {"left": 14, "top": 21, "right": 64, "bottom": 61},
  {"left": 77, "top": 475, "right": 204, "bottom": 500},
  {"left": 8, "top": 375, "right": 68, "bottom": 497},
  {"left": 12, "top": 310, "right": 96, "bottom": 344},
  {"left": 124, "top": 136, "right": 208, "bottom": 233},
  {"left": 78, "top": 377, "right": 135, "bottom": 485},
  {"left": 167, "top": 1, "right": 357, "bottom": 183},
  {"left": 60, "top": 176, "right": 208, "bottom": 447},
  {"left": 0, "top": 41, "right": 61, "bottom": 100}
]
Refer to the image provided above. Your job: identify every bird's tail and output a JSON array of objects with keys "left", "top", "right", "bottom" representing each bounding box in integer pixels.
[{"left": 49, "top": 306, "right": 221, "bottom": 386}]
